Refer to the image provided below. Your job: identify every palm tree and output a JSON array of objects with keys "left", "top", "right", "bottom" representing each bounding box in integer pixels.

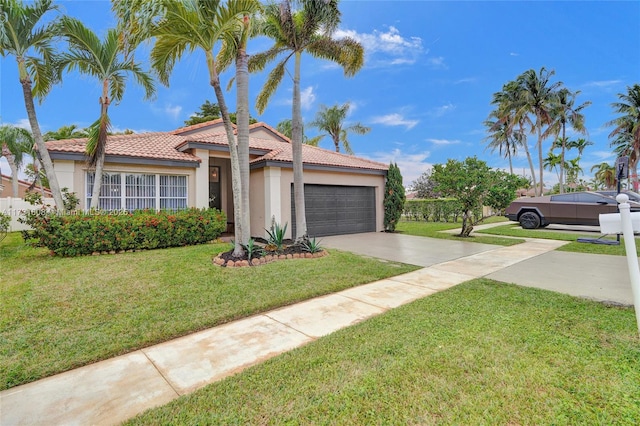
[
  {"left": 565, "top": 157, "right": 583, "bottom": 190},
  {"left": 0, "top": 0, "right": 65, "bottom": 208},
  {"left": 115, "top": 0, "right": 260, "bottom": 256},
  {"left": 515, "top": 67, "right": 562, "bottom": 196},
  {"left": 0, "top": 125, "right": 33, "bottom": 197},
  {"left": 485, "top": 81, "right": 537, "bottom": 184},
  {"left": 567, "top": 138, "right": 593, "bottom": 156},
  {"left": 276, "top": 118, "right": 322, "bottom": 146},
  {"left": 309, "top": 102, "right": 370, "bottom": 154},
  {"left": 543, "top": 151, "right": 562, "bottom": 186},
  {"left": 547, "top": 88, "right": 591, "bottom": 193},
  {"left": 606, "top": 84, "right": 640, "bottom": 190},
  {"left": 58, "top": 17, "right": 156, "bottom": 210},
  {"left": 590, "top": 162, "right": 616, "bottom": 190},
  {"left": 249, "top": 0, "right": 364, "bottom": 241},
  {"left": 43, "top": 124, "right": 88, "bottom": 141},
  {"left": 484, "top": 110, "right": 517, "bottom": 175}
]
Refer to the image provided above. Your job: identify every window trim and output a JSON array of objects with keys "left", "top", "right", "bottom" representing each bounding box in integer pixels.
[{"left": 86, "top": 171, "right": 189, "bottom": 211}]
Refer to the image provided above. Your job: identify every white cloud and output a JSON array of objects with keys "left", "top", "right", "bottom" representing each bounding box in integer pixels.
[
  {"left": 430, "top": 102, "right": 456, "bottom": 117},
  {"left": 335, "top": 26, "right": 423, "bottom": 67},
  {"left": 583, "top": 80, "right": 621, "bottom": 88},
  {"left": 454, "top": 77, "right": 477, "bottom": 85},
  {"left": 427, "top": 138, "right": 460, "bottom": 146},
  {"left": 151, "top": 103, "right": 183, "bottom": 120},
  {"left": 427, "top": 56, "right": 447, "bottom": 69},
  {"left": 365, "top": 148, "right": 432, "bottom": 186},
  {"left": 370, "top": 113, "right": 419, "bottom": 130},
  {"left": 11, "top": 118, "right": 31, "bottom": 130},
  {"left": 300, "top": 86, "right": 316, "bottom": 110},
  {"left": 510, "top": 52, "right": 519, "bottom": 57}
]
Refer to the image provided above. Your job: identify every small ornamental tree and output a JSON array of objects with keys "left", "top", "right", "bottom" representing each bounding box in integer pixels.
[
  {"left": 432, "top": 157, "right": 521, "bottom": 237},
  {"left": 384, "top": 162, "right": 406, "bottom": 232},
  {"left": 411, "top": 169, "right": 440, "bottom": 199}
]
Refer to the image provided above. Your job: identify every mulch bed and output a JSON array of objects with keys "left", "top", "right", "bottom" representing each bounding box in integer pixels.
[{"left": 212, "top": 240, "right": 327, "bottom": 267}]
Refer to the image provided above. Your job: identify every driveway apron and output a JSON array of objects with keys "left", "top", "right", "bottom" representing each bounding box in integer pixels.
[{"left": 320, "top": 232, "right": 497, "bottom": 267}]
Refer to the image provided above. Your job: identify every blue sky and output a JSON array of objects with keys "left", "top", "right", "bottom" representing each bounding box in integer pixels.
[{"left": 1, "top": 0, "right": 639, "bottom": 186}]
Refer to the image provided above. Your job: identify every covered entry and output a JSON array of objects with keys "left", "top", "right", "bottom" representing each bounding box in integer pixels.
[{"left": 292, "top": 184, "right": 376, "bottom": 238}]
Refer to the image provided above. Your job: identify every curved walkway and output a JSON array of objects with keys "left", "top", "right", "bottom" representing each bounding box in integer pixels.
[{"left": 0, "top": 235, "right": 608, "bottom": 426}]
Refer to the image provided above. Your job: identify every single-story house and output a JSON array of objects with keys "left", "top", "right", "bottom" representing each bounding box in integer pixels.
[
  {"left": 45, "top": 120, "right": 388, "bottom": 239},
  {"left": 1, "top": 173, "right": 53, "bottom": 198}
]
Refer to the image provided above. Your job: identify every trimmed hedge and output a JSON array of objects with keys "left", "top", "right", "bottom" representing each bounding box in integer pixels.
[
  {"left": 20, "top": 208, "right": 227, "bottom": 257},
  {"left": 404, "top": 199, "right": 482, "bottom": 223}
]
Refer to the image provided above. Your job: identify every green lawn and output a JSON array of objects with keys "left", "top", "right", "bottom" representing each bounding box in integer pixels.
[
  {"left": 476, "top": 223, "right": 640, "bottom": 256},
  {"left": 127, "top": 279, "right": 640, "bottom": 425},
  {"left": 396, "top": 219, "right": 525, "bottom": 246},
  {"left": 0, "top": 232, "right": 418, "bottom": 390}
]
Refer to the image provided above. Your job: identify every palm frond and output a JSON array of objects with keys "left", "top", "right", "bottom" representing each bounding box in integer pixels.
[{"left": 255, "top": 59, "right": 286, "bottom": 114}]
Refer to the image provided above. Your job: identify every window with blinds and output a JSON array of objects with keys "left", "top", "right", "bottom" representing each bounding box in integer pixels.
[{"left": 86, "top": 172, "right": 188, "bottom": 212}]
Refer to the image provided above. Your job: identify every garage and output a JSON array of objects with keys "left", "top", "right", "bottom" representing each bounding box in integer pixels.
[{"left": 291, "top": 184, "right": 376, "bottom": 238}]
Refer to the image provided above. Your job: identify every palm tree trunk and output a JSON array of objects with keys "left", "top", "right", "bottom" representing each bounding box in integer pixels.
[
  {"left": 520, "top": 125, "right": 537, "bottom": 194},
  {"left": 6, "top": 153, "right": 20, "bottom": 198},
  {"left": 333, "top": 135, "right": 340, "bottom": 153},
  {"left": 19, "top": 62, "right": 65, "bottom": 209},
  {"left": 90, "top": 80, "right": 111, "bottom": 210},
  {"left": 559, "top": 126, "right": 566, "bottom": 194},
  {"left": 207, "top": 51, "right": 244, "bottom": 257},
  {"left": 236, "top": 33, "right": 251, "bottom": 247},
  {"left": 292, "top": 51, "right": 307, "bottom": 241},
  {"left": 537, "top": 126, "right": 544, "bottom": 196}
]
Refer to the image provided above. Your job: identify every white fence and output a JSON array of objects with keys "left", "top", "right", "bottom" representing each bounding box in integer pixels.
[{"left": 0, "top": 197, "right": 56, "bottom": 232}]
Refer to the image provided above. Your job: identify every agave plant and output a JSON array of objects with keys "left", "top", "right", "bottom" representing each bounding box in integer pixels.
[
  {"left": 240, "top": 239, "right": 264, "bottom": 263},
  {"left": 300, "top": 237, "right": 323, "bottom": 254},
  {"left": 265, "top": 221, "right": 288, "bottom": 251}
]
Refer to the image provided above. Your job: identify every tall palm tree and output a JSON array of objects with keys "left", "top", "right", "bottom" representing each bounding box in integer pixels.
[
  {"left": 0, "top": 125, "right": 33, "bottom": 197},
  {"left": 543, "top": 151, "right": 562, "bottom": 186},
  {"left": 249, "top": 0, "right": 364, "bottom": 241},
  {"left": 606, "top": 84, "right": 640, "bottom": 190},
  {"left": 58, "top": 17, "right": 156, "bottom": 210},
  {"left": 483, "top": 110, "right": 517, "bottom": 175},
  {"left": 590, "top": 162, "right": 616, "bottom": 190},
  {"left": 547, "top": 88, "right": 591, "bottom": 193},
  {"left": 567, "top": 137, "right": 593, "bottom": 156},
  {"left": 115, "top": 0, "right": 260, "bottom": 256},
  {"left": 309, "top": 102, "right": 370, "bottom": 154},
  {"left": 0, "top": 0, "right": 65, "bottom": 208},
  {"left": 516, "top": 67, "right": 562, "bottom": 196},
  {"left": 487, "top": 81, "right": 535, "bottom": 186}
]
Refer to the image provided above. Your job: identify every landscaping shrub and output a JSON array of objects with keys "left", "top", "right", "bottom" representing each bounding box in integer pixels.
[
  {"left": 19, "top": 208, "right": 226, "bottom": 256},
  {"left": 403, "top": 199, "right": 464, "bottom": 222}
]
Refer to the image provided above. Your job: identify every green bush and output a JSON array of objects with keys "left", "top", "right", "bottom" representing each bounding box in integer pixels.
[
  {"left": 19, "top": 208, "right": 226, "bottom": 257},
  {"left": 403, "top": 199, "right": 464, "bottom": 222}
]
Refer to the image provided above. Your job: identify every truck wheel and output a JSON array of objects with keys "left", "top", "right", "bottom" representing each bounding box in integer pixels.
[{"left": 519, "top": 212, "right": 541, "bottom": 229}]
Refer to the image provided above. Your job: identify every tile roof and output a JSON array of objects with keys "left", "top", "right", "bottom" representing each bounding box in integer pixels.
[
  {"left": 45, "top": 132, "right": 200, "bottom": 163},
  {"left": 46, "top": 121, "right": 387, "bottom": 172},
  {"left": 171, "top": 118, "right": 232, "bottom": 135}
]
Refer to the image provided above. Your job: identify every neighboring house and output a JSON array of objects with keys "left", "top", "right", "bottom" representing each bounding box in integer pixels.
[
  {"left": 0, "top": 173, "right": 53, "bottom": 198},
  {"left": 45, "top": 120, "right": 388, "bottom": 239}
]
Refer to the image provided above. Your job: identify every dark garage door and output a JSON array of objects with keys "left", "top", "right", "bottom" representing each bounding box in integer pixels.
[{"left": 291, "top": 184, "right": 376, "bottom": 238}]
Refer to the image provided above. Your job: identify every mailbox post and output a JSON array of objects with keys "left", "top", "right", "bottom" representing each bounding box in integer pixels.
[{"left": 600, "top": 194, "right": 640, "bottom": 336}]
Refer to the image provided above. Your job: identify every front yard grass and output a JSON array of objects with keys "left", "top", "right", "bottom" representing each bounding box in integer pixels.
[
  {"left": 127, "top": 279, "right": 640, "bottom": 424},
  {"left": 0, "top": 232, "right": 418, "bottom": 390},
  {"left": 476, "top": 223, "right": 640, "bottom": 256},
  {"left": 396, "top": 220, "right": 525, "bottom": 246}
]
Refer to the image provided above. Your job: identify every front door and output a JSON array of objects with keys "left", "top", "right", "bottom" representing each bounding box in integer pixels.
[{"left": 209, "top": 165, "right": 221, "bottom": 209}]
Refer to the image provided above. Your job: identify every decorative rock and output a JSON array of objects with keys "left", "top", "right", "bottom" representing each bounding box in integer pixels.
[
  {"left": 240, "top": 260, "right": 249, "bottom": 267},
  {"left": 293, "top": 253, "right": 300, "bottom": 259},
  {"left": 92, "top": 252, "right": 100, "bottom": 256},
  {"left": 305, "top": 253, "right": 313, "bottom": 258},
  {"left": 251, "top": 258, "right": 260, "bottom": 266},
  {"left": 286, "top": 254, "right": 293, "bottom": 259},
  {"left": 265, "top": 255, "right": 272, "bottom": 262},
  {"left": 227, "top": 260, "right": 235, "bottom": 267},
  {"left": 278, "top": 255, "right": 286, "bottom": 260},
  {"left": 109, "top": 250, "right": 116, "bottom": 255}
]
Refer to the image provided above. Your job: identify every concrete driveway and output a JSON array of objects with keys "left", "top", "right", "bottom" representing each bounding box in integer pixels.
[
  {"left": 322, "top": 231, "right": 636, "bottom": 306},
  {"left": 320, "top": 232, "right": 497, "bottom": 267}
]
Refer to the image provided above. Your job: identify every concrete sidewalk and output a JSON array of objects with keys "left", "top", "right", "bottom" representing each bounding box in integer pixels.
[{"left": 0, "top": 237, "right": 578, "bottom": 426}]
